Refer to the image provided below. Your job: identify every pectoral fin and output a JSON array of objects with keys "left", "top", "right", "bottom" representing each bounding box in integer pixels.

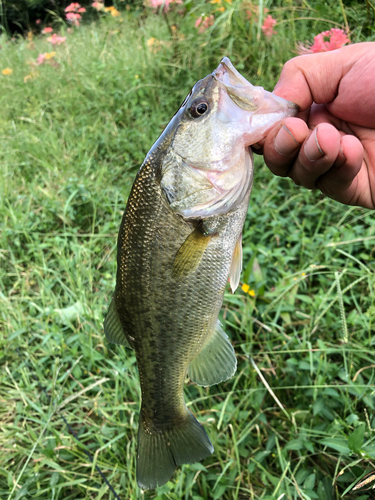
[
  {"left": 188, "top": 321, "right": 237, "bottom": 387},
  {"left": 172, "top": 228, "right": 212, "bottom": 278},
  {"left": 229, "top": 234, "right": 242, "bottom": 293},
  {"left": 104, "top": 298, "right": 134, "bottom": 349}
]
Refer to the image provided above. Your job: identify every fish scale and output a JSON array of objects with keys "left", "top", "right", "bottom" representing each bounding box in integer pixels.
[
  {"left": 117, "top": 161, "right": 243, "bottom": 413},
  {"left": 104, "top": 57, "right": 298, "bottom": 489}
]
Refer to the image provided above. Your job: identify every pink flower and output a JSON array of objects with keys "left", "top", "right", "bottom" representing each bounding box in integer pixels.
[
  {"left": 42, "top": 27, "right": 53, "bottom": 34},
  {"left": 37, "top": 53, "right": 46, "bottom": 65},
  {"left": 65, "top": 2, "right": 85, "bottom": 24},
  {"left": 65, "top": 2, "right": 81, "bottom": 12},
  {"left": 297, "top": 28, "right": 350, "bottom": 54},
  {"left": 261, "top": 15, "right": 277, "bottom": 38},
  {"left": 47, "top": 33, "right": 67, "bottom": 45},
  {"left": 36, "top": 19, "right": 41, "bottom": 25},
  {"left": 149, "top": 0, "right": 169, "bottom": 9},
  {"left": 92, "top": 1, "right": 104, "bottom": 9},
  {"left": 36, "top": 51, "right": 56, "bottom": 65},
  {"left": 66, "top": 12, "right": 82, "bottom": 25},
  {"left": 147, "top": 0, "right": 182, "bottom": 13},
  {"left": 195, "top": 14, "right": 214, "bottom": 34}
]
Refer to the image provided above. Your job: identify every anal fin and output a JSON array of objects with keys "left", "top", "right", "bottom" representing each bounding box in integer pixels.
[
  {"left": 188, "top": 321, "right": 237, "bottom": 387},
  {"left": 104, "top": 298, "right": 133, "bottom": 349},
  {"left": 172, "top": 228, "right": 212, "bottom": 278},
  {"left": 229, "top": 233, "right": 242, "bottom": 293}
]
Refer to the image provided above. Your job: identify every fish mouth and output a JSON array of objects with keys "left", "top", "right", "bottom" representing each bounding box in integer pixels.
[{"left": 213, "top": 56, "right": 298, "bottom": 115}]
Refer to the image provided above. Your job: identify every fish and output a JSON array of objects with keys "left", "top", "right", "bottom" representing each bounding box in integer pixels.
[{"left": 104, "top": 57, "right": 298, "bottom": 490}]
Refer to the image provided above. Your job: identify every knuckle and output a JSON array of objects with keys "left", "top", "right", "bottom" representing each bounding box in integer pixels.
[{"left": 282, "top": 58, "right": 299, "bottom": 74}]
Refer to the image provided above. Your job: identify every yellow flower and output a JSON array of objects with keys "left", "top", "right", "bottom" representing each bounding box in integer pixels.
[
  {"left": 211, "top": 0, "right": 221, "bottom": 3},
  {"left": 147, "top": 38, "right": 164, "bottom": 53},
  {"left": 27, "top": 31, "right": 33, "bottom": 41},
  {"left": 24, "top": 73, "right": 37, "bottom": 82},
  {"left": 2, "top": 68, "right": 13, "bottom": 75},
  {"left": 134, "top": 74, "right": 139, "bottom": 79},
  {"left": 242, "top": 284, "right": 256, "bottom": 297},
  {"left": 302, "top": 272, "right": 306, "bottom": 276},
  {"left": 217, "top": 6, "right": 225, "bottom": 12},
  {"left": 45, "top": 51, "right": 56, "bottom": 60},
  {"left": 105, "top": 6, "right": 120, "bottom": 16}
]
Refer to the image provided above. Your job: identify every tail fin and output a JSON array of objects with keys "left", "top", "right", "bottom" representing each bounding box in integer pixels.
[{"left": 136, "top": 410, "right": 213, "bottom": 490}]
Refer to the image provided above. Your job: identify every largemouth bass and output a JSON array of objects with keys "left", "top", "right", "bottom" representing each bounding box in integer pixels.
[{"left": 104, "top": 58, "right": 297, "bottom": 489}]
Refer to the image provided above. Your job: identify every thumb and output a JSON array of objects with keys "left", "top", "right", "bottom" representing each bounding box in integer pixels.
[{"left": 273, "top": 43, "right": 372, "bottom": 112}]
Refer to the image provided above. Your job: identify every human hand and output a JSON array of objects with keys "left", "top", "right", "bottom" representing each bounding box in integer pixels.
[{"left": 258, "top": 42, "right": 375, "bottom": 209}]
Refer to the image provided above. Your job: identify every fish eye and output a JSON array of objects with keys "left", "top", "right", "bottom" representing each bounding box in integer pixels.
[{"left": 189, "top": 98, "right": 209, "bottom": 118}]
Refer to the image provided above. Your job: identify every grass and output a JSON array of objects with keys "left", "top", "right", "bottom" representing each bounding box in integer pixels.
[{"left": 1, "top": 1, "right": 375, "bottom": 499}]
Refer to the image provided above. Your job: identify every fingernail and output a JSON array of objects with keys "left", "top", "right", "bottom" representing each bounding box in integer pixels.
[
  {"left": 335, "top": 147, "right": 347, "bottom": 168},
  {"left": 304, "top": 128, "right": 324, "bottom": 162},
  {"left": 274, "top": 125, "right": 301, "bottom": 156}
]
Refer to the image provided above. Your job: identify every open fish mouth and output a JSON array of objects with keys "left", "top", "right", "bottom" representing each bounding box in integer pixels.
[{"left": 213, "top": 56, "right": 299, "bottom": 115}]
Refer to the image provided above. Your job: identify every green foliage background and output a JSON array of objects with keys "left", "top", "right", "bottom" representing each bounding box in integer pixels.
[
  {"left": 1, "top": 0, "right": 61, "bottom": 34},
  {"left": 1, "top": 1, "right": 375, "bottom": 499}
]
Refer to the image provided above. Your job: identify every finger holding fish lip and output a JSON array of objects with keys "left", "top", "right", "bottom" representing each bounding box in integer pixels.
[
  {"left": 288, "top": 123, "right": 342, "bottom": 189},
  {"left": 261, "top": 116, "right": 309, "bottom": 175},
  {"left": 262, "top": 117, "right": 362, "bottom": 191},
  {"left": 316, "top": 134, "right": 363, "bottom": 205}
]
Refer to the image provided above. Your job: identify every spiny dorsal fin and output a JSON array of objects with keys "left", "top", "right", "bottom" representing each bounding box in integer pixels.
[
  {"left": 188, "top": 320, "right": 237, "bottom": 387},
  {"left": 229, "top": 233, "right": 242, "bottom": 293},
  {"left": 104, "top": 298, "right": 134, "bottom": 349},
  {"left": 172, "top": 228, "right": 212, "bottom": 278}
]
